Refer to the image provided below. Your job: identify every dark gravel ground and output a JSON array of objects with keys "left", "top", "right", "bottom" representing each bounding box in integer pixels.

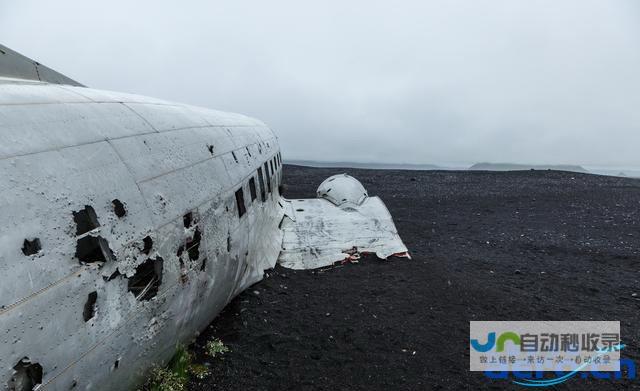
[{"left": 188, "top": 164, "right": 640, "bottom": 390}]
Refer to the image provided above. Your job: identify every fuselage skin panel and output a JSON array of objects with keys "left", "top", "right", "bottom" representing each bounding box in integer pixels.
[{"left": 0, "top": 78, "right": 284, "bottom": 390}]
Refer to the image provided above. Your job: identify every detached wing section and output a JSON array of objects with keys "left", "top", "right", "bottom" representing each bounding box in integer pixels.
[{"left": 278, "top": 174, "right": 410, "bottom": 270}]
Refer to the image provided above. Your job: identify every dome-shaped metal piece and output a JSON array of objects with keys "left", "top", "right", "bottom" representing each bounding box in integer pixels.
[{"left": 316, "top": 174, "right": 368, "bottom": 206}]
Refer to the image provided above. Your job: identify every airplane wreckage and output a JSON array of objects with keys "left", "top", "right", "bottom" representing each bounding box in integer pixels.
[{"left": 0, "top": 44, "right": 409, "bottom": 390}]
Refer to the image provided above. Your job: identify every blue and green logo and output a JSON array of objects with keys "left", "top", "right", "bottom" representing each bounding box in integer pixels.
[{"left": 471, "top": 331, "right": 521, "bottom": 352}]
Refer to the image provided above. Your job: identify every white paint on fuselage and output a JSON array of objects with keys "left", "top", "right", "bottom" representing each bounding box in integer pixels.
[{"left": 0, "top": 78, "right": 284, "bottom": 390}]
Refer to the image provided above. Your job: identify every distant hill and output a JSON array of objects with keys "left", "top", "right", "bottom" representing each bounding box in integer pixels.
[
  {"left": 584, "top": 166, "right": 640, "bottom": 178},
  {"left": 287, "top": 160, "right": 442, "bottom": 171},
  {"left": 469, "top": 162, "right": 588, "bottom": 173},
  {"left": 285, "top": 160, "right": 640, "bottom": 178}
]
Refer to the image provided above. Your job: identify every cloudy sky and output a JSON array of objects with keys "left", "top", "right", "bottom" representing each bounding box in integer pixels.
[{"left": 1, "top": 1, "right": 639, "bottom": 166}]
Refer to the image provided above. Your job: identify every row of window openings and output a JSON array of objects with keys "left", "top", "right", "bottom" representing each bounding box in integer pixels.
[
  {"left": 229, "top": 145, "right": 283, "bottom": 166},
  {"left": 235, "top": 154, "right": 282, "bottom": 218}
]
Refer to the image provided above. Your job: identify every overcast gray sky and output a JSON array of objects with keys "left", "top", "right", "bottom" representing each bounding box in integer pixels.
[{"left": 1, "top": 1, "right": 639, "bottom": 166}]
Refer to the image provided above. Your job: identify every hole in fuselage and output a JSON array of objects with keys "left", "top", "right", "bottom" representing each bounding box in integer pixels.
[
  {"left": 128, "top": 257, "right": 163, "bottom": 301},
  {"left": 112, "top": 199, "right": 126, "bottom": 218},
  {"left": 257, "top": 167, "right": 266, "bottom": 202},
  {"left": 187, "top": 227, "right": 202, "bottom": 261},
  {"left": 75, "top": 236, "right": 113, "bottom": 264},
  {"left": 21, "top": 238, "right": 41, "bottom": 256},
  {"left": 73, "top": 205, "right": 100, "bottom": 235},
  {"left": 104, "top": 270, "right": 121, "bottom": 281},
  {"left": 249, "top": 177, "right": 257, "bottom": 201},
  {"left": 264, "top": 162, "right": 271, "bottom": 194},
  {"left": 142, "top": 236, "right": 153, "bottom": 255},
  {"left": 235, "top": 188, "right": 246, "bottom": 218},
  {"left": 10, "top": 358, "right": 42, "bottom": 391},
  {"left": 183, "top": 212, "right": 193, "bottom": 228},
  {"left": 83, "top": 291, "right": 97, "bottom": 322}
]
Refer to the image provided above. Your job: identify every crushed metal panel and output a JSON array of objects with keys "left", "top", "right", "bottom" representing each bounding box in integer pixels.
[{"left": 278, "top": 194, "right": 410, "bottom": 270}]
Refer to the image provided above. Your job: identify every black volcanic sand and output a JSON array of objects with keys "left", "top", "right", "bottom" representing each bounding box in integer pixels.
[{"left": 188, "top": 165, "right": 640, "bottom": 390}]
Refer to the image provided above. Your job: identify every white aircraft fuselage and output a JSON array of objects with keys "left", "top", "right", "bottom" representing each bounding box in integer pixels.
[
  {"left": 1, "top": 77, "right": 285, "bottom": 390},
  {"left": 0, "top": 44, "right": 409, "bottom": 391}
]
